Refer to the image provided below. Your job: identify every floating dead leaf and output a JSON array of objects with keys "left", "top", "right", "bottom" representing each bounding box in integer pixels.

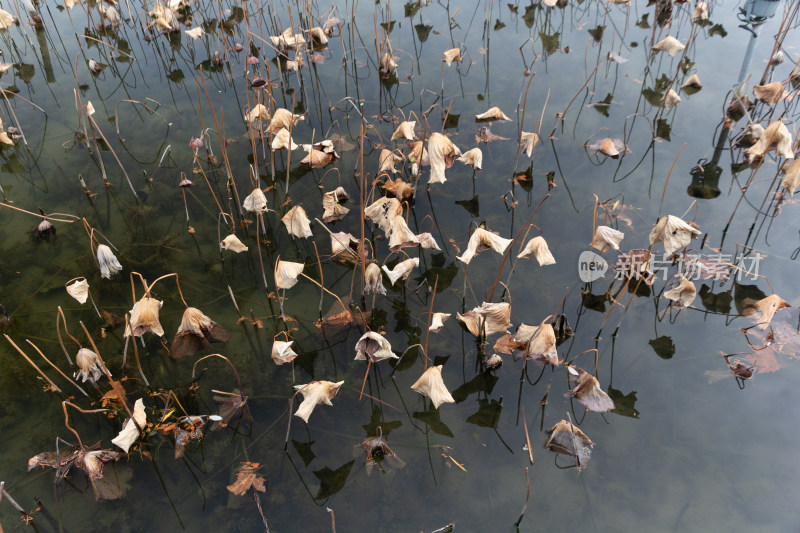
[
  {"left": 274, "top": 259, "right": 305, "bottom": 289},
  {"left": 681, "top": 73, "right": 702, "bottom": 90},
  {"left": 652, "top": 35, "right": 685, "bottom": 57},
  {"left": 520, "top": 132, "right": 540, "bottom": 158},
  {"left": 391, "top": 120, "right": 416, "bottom": 141},
  {"left": 457, "top": 227, "right": 512, "bottom": 264},
  {"left": 411, "top": 365, "right": 455, "bottom": 408},
  {"left": 442, "top": 48, "right": 462, "bottom": 65},
  {"left": 517, "top": 235, "right": 556, "bottom": 265},
  {"left": 282, "top": 205, "right": 313, "bottom": 238},
  {"left": 358, "top": 428, "right": 405, "bottom": 474},
  {"left": 270, "top": 28, "right": 306, "bottom": 49},
  {"left": 514, "top": 322, "right": 559, "bottom": 365},
  {"left": 663, "top": 275, "right": 696, "bottom": 307},
  {"left": 428, "top": 132, "right": 461, "bottom": 184},
  {"left": 227, "top": 462, "right": 266, "bottom": 496},
  {"left": 125, "top": 296, "right": 164, "bottom": 337},
  {"left": 170, "top": 307, "right": 231, "bottom": 359},
  {"left": 745, "top": 120, "right": 794, "bottom": 163},
  {"left": 242, "top": 187, "right": 267, "bottom": 212},
  {"left": 429, "top": 312, "right": 451, "bottom": 332},
  {"left": 322, "top": 186, "right": 350, "bottom": 221},
  {"left": 742, "top": 294, "right": 790, "bottom": 330},
  {"left": 544, "top": 420, "right": 593, "bottom": 467},
  {"left": 382, "top": 257, "right": 419, "bottom": 285},
  {"left": 649, "top": 215, "right": 701, "bottom": 256},
  {"left": 781, "top": 159, "right": 800, "bottom": 195},
  {"left": 591, "top": 225, "right": 624, "bottom": 252},
  {"left": 272, "top": 340, "right": 299, "bottom": 365},
  {"left": 475, "top": 106, "right": 512, "bottom": 122},
  {"left": 378, "top": 149, "right": 404, "bottom": 174},
  {"left": 220, "top": 234, "right": 248, "bottom": 253},
  {"left": 457, "top": 147, "right": 483, "bottom": 170},
  {"left": 66, "top": 278, "right": 90, "bottom": 304},
  {"left": 355, "top": 331, "right": 396, "bottom": 362},
  {"left": 457, "top": 302, "right": 512, "bottom": 337},
  {"left": 753, "top": 81, "right": 785, "bottom": 105},
  {"left": 294, "top": 380, "right": 344, "bottom": 422},
  {"left": 111, "top": 398, "right": 146, "bottom": 453},
  {"left": 692, "top": 1, "right": 708, "bottom": 20},
  {"left": 565, "top": 367, "right": 615, "bottom": 412},
  {"left": 364, "top": 262, "right": 386, "bottom": 295},
  {"left": 269, "top": 108, "right": 304, "bottom": 134},
  {"left": 493, "top": 333, "right": 526, "bottom": 354},
  {"left": 588, "top": 137, "right": 629, "bottom": 158},
  {"left": 381, "top": 177, "right": 414, "bottom": 199}
]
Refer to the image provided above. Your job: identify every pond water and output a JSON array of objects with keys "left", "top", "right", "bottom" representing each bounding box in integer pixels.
[{"left": 1, "top": 0, "right": 799, "bottom": 531}]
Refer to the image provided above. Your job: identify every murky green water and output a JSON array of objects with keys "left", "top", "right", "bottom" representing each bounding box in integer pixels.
[{"left": 1, "top": 0, "right": 799, "bottom": 531}]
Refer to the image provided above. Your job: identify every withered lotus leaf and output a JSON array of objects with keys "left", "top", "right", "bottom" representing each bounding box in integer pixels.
[
  {"left": 359, "top": 429, "right": 405, "bottom": 475},
  {"left": 663, "top": 275, "right": 696, "bottom": 307},
  {"left": 306, "top": 26, "right": 328, "bottom": 45},
  {"left": 272, "top": 340, "right": 299, "bottom": 365},
  {"left": 781, "top": 159, "right": 800, "bottom": 195},
  {"left": 652, "top": 35, "right": 685, "bottom": 57},
  {"left": 270, "top": 28, "right": 306, "bottom": 49},
  {"left": 170, "top": 307, "right": 231, "bottom": 359},
  {"left": 242, "top": 187, "right": 267, "bottom": 212},
  {"left": 457, "top": 147, "right": 483, "bottom": 170},
  {"left": 475, "top": 106, "right": 512, "bottom": 122},
  {"left": 416, "top": 232, "right": 441, "bottom": 251},
  {"left": 269, "top": 108, "right": 304, "bottom": 134},
  {"left": 75, "top": 348, "right": 104, "bottom": 382},
  {"left": 365, "top": 196, "right": 402, "bottom": 234},
  {"left": 364, "top": 262, "right": 386, "bottom": 295},
  {"left": 274, "top": 260, "right": 305, "bottom": 289},
  {"left": 355, "top": 331, "right": 397, "bottom": 362},
  {"left": 544, "top": 419, "right": 593, "bottom": 466},
  {"left": 483, "top": 353, "right": 504, "bottom": 371},
  {"left": 731, "top": 360, "right": 755, "bottom": 380},
  {"left": 442, "top": 48, "right": 462, "bottom": 65},
  {"left": 745, "top": 120, "right": 794, "bottom": 163},
  {"left": 591, "top": 225, "right": 624, "bottom": 252},
  {"left": 588, "top": 137, "right": 629, "bottom": 158},
  {"left": 753, "top": 81, "right": 785, "bottom": 105},
  {"left": 661, "top": 89, "right": 681, "bottom": 110},
  {"left": 429, "top": 312, "right": 451, "bottom": 333},
  {"left": 382, "top": 177, "right": 415, "bottom": 199},
  {"left": 520, "top": 132, "right": 540, "bottom": 158},
  {"left": 111, "top": 398, "right": 146, "bottom": 453},
  {"left": 457, "top": 227, "right": 512, "bottom": 264},
  {"left": 382, "top": 258, "right": 419, "bottom": 286},
  {"left": 427, "top": 132, "right": 461, "bottom": 184},
  {"left": 293, "top": 380, "right": 344, "bottom": 423},
  {"left": 299, "top": 147, "right": 334, "bottom": 168},
  {"left": 220, "top": 234, "right": 249, "bottom": 253},
  {"left": 391, "top": 120, "right": 416, "bottom": 141},
  {"left": 514, "top": 323, "right": 559, "bottom": 365},
  {"left": 457, "top": 302, "right": 512, "bottom": 337},
  {"left": 517, "top": 236, "right": 556, "bottom": 265},
  {"left": 388, "top": 215, "right": 420, "bottom": 251},
  {"left": 282, "top": 205, "right": 313, "bottom": 238},
  {"left": 322, "top": 187, "right": 350, "bottom": 221},
  {"left": 125, "top": 296, "right": 164, "bottom": 337},
  {"left": 330, "top": 232, "right": 364, "bottom": 261},
  {"left": 380, "top": 52, "right": 398, "bottom": 73},
  {"left": 649, "top": 215, "right": 701, "bottom": 256},
  {"left": 378, "top": 149, "right": 404, "bottom": 174},
  {"left": 97, "top": 244, "right": 123, "bottom": 279},
  {"left": 227, "top": 462, "right": 266, "bottom": 496},
  {"left": 743, "top": 294, "right": 790, "bottom": 330},
  {"left": 271, "top": 128, "right": 299, "bottom": 151},
  {"left": 66, "top": 278, "right": 90, "bottom": 304},
  {"left": 565, "top": 367, "right": 615, "bottom": 412},
  {"left": 184, "top": 27, "right": 204, "bottom": 39},
  {"left": 681, "top": 73, "right": 702, "bottom": 89},
  {"left": 692, "top": 1, "right": 708, "bottom": 20},
  {"left": 411, "top": 365, "right": 455, "bottom": 409}
]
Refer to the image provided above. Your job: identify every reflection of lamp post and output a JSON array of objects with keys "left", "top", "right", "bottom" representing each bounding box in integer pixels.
[
  {"left": 688, "top": 0, "right": 781, "bottom": 200},
  {"left": 736, "top": 0, "right": 782, "bottom": 86}
]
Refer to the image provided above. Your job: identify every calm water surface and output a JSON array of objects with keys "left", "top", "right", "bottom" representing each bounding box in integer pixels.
[{"left": 0, "top": 0, "right": 799, "bottom": 531}]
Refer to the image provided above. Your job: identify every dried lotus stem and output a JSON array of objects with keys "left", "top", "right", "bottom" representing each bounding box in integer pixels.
[
  {"left": 25, "top": 339, "right": 88, "bottom": 397},
  {"left": 5, "top": 335, "right": 62, "bottom": 393},
  {"left": 192, "top": 354, "right": 244, "bottom": 396}
]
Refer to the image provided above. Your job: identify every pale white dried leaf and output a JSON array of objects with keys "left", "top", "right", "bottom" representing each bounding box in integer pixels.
[
  {"left": 411, "top": 365, "right": 454, "bottom": 408},
  {"left": 382, "top": 258, "right": 419, "bottom": 286},
  {"left": 111, "top": 398, "right": 146, "bottom": 453},
  {"left": 475, "top": 106, "right": 511, "bottom": 121},
  {"left": 391, "top": 121, "right": 416, "bottom": 141},
  {"left": 272, "top": 340, "right": 298, "bottom": 365},
  {"left": 649, "top": 215, "right": 701, "bottom": 256},
  {"left": 591, "top": 225, "right": 624, "bottom": 253},
  {"left": 242, "top": 188, "right": 267, "bottom": 212},
  {"left": 652, "top": 36, "right": 685, "bottom": 57},
  {"left": 457, "top": 147, "right": 482, "bottom": 170},
  {"left": 517, "top": 236, "right": 556, "bottom": 265},
  {"left": 663, "top": 275, "right": 696, "bottom": 307},
  {"left": 281, "top": 205, "right": 313, "bottom": 238},
  {"left": 274, "top": 260, "right": 304, "bottom": 289},
  {"left": 293, "top": 381, "right": 344, "bottom": 422},
  {"left": 220, "top": 234, "right": 248, "bottom": 253},
  {"left": 427, "top": 132, "right": 461, "bottom": 184},
  {"left": 457, "top": 227, "right": 512, "bottom": 264},
  {"left": 66, "top": 278, "right": 90, "bottom": 304},
  {"left": 429, "top": 312, "right": 451, "bottom": 333}
]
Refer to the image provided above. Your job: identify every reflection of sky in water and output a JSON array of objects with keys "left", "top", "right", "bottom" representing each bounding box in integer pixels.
[{"left": 0, "top": 0, "right": 799, "bottom": 531}]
